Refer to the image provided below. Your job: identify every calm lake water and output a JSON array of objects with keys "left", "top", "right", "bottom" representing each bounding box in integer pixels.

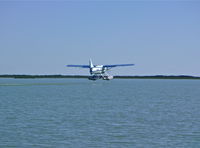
[{"left": 0, "top": 78, "right": 200, "bottom": 148}]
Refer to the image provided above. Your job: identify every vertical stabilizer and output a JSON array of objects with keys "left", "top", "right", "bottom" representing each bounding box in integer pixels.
[{"left": 89, "top": 59, "right": 94, "bottom": 68}]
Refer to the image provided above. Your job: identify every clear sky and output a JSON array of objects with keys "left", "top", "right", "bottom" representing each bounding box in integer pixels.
[{"left": 0, "top": 1, "right": 200, "bottom": 76}]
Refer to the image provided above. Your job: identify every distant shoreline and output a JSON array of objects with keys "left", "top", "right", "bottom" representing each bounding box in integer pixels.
[{"left": 0, "top": 75, "right": 200, "bottom": 80}]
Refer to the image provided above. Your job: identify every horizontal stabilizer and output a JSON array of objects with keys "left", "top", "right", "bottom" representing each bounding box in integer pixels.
[{"left": 66, "top": 65, "right": 90, "bottom": 68}]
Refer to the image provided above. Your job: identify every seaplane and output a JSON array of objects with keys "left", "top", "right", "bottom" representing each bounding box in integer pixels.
[{"left": 66, "top": 59, "right": 134, "bottom": 80}]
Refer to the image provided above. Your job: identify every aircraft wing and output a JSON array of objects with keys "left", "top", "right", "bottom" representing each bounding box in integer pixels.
[
  {"left": 103, "top": 64, "right": 134, "bottom": 68},
  {"left": 66, "top": 65, "right": 90, "bottom": 68}
]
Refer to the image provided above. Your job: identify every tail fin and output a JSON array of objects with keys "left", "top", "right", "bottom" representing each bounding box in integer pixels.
[{"left": 89, "top": 59, "right": 94, "bottom": 68}]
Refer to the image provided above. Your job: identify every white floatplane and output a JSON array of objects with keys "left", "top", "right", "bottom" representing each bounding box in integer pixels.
[{"left": 67, "top": 59, "right": 134, "bottom": 80}]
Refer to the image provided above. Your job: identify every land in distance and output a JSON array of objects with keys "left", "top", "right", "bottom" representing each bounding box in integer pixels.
[{"left": 0, "top": 75, "right": 200, "bottom": 79}]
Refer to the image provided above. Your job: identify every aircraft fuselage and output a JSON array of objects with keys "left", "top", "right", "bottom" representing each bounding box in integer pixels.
[{"left": 90, "top": 65, "right": 106, "bottom": 75}]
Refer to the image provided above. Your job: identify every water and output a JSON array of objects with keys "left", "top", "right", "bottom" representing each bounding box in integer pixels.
[{"left": 0, "top": 78, "right": 200, "bottom": 148}]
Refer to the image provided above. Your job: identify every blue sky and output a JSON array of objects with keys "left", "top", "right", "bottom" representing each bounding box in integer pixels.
[{"left": 0, "top": 1, "right": 200, "bottom": 76}]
